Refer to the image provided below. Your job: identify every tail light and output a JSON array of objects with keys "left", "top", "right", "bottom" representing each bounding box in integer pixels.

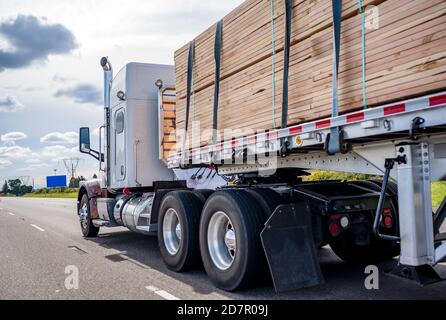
[
  {"left": 329, "top": 222, "right": 341, "bottom": 237},
  {"left": 382, "top": 209, "right": 393, "bottom": 228}
]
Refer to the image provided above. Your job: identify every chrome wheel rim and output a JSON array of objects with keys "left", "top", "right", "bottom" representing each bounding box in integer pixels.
[
  {"left": 163, "top": 208, "right": 181, "bottom": 255},
  {"left": 208, "top": 211, "right": 236, "bottom": 271},
  {"left": 79, "top": 203, "right": 88, "bottom": 230}
]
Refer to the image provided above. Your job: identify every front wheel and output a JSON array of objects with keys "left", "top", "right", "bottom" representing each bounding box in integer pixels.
[{"left": 79, "top": 194, "right": 100, "bottom": 237}]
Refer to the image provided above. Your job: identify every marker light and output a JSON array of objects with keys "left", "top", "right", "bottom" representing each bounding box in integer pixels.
[
  {"left": 340, "top": 216, "right": 350, "bottom": 229},
  {"left": 329, "top": 223, "right": 341, "bottom": 237},
  {"left": 384, "top": 216, "right": 393, "bottom": 228},
  {"left": 155, "top": 79, "right": 163, "bottom": 88}
]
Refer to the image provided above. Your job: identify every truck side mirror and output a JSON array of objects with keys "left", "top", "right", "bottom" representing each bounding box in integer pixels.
[
  {"left": 79, "top": 127, "right": 103, "bottom": 162},
  {"left": 79, "top": 127, "right": 91, "bottom": 153}
]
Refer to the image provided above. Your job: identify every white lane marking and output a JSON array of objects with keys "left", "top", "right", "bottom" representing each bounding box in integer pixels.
[
  {"left": 30, "top": 224, "right": 45, "bottom": 232},
  {"left": 8, "top": 212, "right": 15, "bottom": 216},
  {"left": 145, "top": 285, "right": 180, "bottom": 300}
]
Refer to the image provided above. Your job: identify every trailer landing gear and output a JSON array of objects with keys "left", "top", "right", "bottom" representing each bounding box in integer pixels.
[{"left": 387, "top": 264, "right": 443, "bottom": 286}]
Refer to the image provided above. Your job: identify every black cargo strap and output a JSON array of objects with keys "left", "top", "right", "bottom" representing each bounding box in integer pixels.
[
  {"left": 281, "top": 0, "right": 292, "bottom": 130},
  {"left": 326, "top": 0, "right": 348, "bottom": 155},
  {"left": 212, "top": 20, "right": 223, "bottom": 146},
  {"left": 280, "top": 0, "right": 292, "bottom": 156},
  {"left": 185, "top": 40, "right": 195, "bottom": 138},
  {"left": 182, "top": 40, "right": 195, "bottom": 161}
]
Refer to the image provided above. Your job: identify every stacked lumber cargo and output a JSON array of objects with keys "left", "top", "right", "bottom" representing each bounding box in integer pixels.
[
  {"left": 174, "top": 0, "right": 446, "bottom": 149},
  {"left": 160, "top": 88, "right": 178, "bottom": 162}
]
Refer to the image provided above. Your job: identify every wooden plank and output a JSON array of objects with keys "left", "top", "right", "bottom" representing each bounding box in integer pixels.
[
  {"left": 175, "top": 0, "right": 381, "bottom": 99},
  {"left": 174, "top": 0, "right": 446, "bottom": 147}
]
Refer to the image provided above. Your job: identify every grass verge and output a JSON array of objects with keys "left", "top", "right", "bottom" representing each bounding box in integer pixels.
[{"left": 21, "top": 192, "right": 78, "bottom": 199}]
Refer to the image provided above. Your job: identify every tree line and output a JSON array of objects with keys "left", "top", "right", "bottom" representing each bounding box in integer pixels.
[
  {"left": 2, "top": 174, "right": 97, "bottom": 196},
  {"left": 2, "top": 179, "right": 33, "bottom": 196}
]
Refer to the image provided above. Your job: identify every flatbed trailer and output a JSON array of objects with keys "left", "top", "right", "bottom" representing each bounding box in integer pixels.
[{"left": 163, "top": 87, "right": 446, "bottom": 290}]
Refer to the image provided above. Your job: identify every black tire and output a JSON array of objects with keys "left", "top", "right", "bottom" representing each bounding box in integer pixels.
[
  {"left": 329, "top": 235, "right": 400, "bottom": 264},
  {"left": 245, "top": 188, "right": 283, "bottom": 219},
  {"left": 79, "top": 193, "right": 100, "bottom": 238},
  {"left": 158, "top": 190, "right": 203, "bottom": 272},
  {"left": 194, "top": 189, "right": 214, "bottom": 202},
  {"left": 199, "top": 189, "right": 267, "bottom": 291}
]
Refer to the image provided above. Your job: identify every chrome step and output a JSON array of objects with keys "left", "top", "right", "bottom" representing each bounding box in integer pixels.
[
  {"left": 435, "top": 233, "right": 446, "bottom": 242},
  {"left": 136, "top": 224, "right": 157, "bottom": 234},
  {"left": 92, "top": 219, "right": 110, "bottom": 227},
  {"left": 139, "top": 213, "right": 151, "bottom": 219}
]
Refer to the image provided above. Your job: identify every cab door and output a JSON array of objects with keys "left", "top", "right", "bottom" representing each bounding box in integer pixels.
[{"left": 114, "top": 108, "right": 126, "bottom": 181}]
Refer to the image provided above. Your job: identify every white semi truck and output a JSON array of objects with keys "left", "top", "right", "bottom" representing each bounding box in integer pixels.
[{"left": 77, "top": 57, "right": 446, "bottom": 292}]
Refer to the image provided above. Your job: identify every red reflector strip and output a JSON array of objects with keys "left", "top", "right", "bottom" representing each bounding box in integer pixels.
[
  {"left": 430, "top": 94, "right": 446, "bottom": 107},
  {"left": 316, "top": 119, "right": 331, "bottom": 129},
  {"left": 384, "top": 104, "right": 405, "bottom": 115},
  {"left": 215, "top": 143, "right": 222, "bottom": 151},
  {"left": 289, "top": 126, "right": 303, "bottom": 134},
  {"left": 268, "top": 132, "right": 278, "bottom": 140},
  {"left": 248, "top": 136, "right": 257, "bottom": 144},
  {"left": 346, "top": 112, "right": 365, "bottom": 123}
]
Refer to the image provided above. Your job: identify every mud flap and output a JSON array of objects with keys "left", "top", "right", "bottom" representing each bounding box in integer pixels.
[{"left": 261, "top": 203, "right": 324, "bottom": 292}]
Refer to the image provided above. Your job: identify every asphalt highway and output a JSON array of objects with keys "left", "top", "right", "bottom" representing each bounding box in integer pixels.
[{"left": 0, "top": 197, "right": 445, "bottom": 300}]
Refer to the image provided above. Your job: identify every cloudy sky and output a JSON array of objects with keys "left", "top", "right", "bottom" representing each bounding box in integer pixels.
[{"left": 0, "top": 0, "right": 243, "bottom": 187}]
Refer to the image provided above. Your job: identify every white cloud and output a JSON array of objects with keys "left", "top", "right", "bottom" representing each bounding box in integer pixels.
[
  {"left": 41, "top": 145, "right": 78, "bottom": 160},
  {"left": 54, "top": 84, "right": 102, "bottom": 105},
  {"left": 0, "top": 145, "right": 33, "bottom": 159},
  {"left": 0, "top": 159, "right": 12, "bottom": 168},
  {"left": 0, "top": 96, "right": 24, "bottom": 112},
  {"left": 25, "top": 158, "right": 41, "bottom": 164},
  {"left": 53, "top": 74, "right": 77, "bottom": 83},
  {"left": 18, "top": 163, "right": 52, "bottom": 172},
  {"left": 1, "top": 131, "right": 27, "bottom": 142},
  {"left": 40, "top": 131, "right": 78, "bottom": 145}
]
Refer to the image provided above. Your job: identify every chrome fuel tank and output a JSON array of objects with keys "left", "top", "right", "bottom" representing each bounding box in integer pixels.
[{"left": 120, "top": 194, "right": 154, "bottom": 234}]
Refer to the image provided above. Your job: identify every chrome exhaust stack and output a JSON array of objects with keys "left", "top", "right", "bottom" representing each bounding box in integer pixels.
[
  {"left": 100, "top": 57, "right": 113, "bottom": 109},
  {"left": 100, "top": 57, "right": 113, "bottom": 187}
]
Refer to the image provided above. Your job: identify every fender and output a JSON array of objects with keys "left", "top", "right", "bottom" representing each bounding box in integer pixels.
[{"left": 78, "top": 179, "right": 102, "bottom": 220}]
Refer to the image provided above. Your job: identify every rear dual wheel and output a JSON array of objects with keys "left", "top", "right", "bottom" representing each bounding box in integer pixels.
[
  {"left": 158, "top": 188, "right": 281, "bottom": 291},
  {"left": 158, "top": 191, "right": 204, "bottom": 272},
  {"left": 199, "top": 190, "right": 272, "bottom": 291}
]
